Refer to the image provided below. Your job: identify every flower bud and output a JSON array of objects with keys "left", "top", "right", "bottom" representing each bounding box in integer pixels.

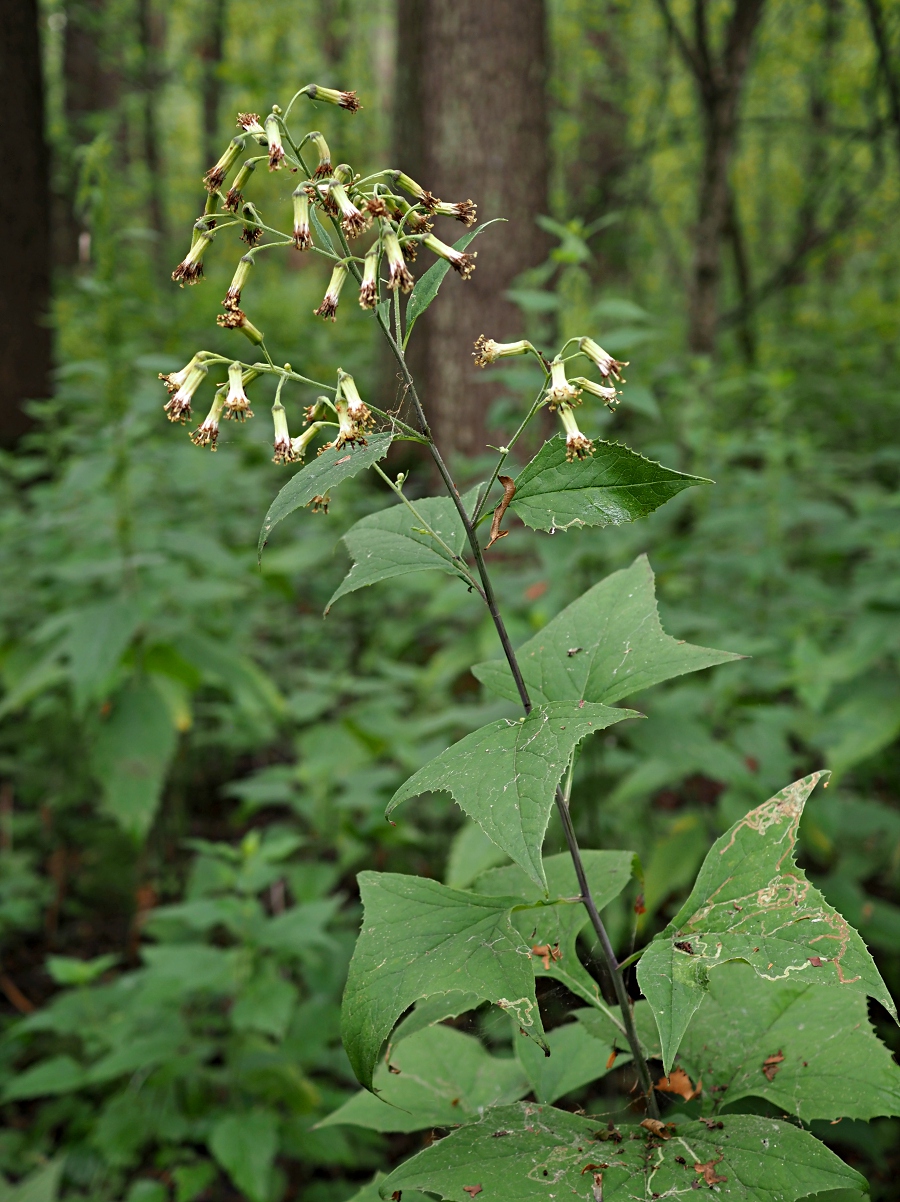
[
  {"left": 558, "top": 404, "right": 594, "bottom": 461},
  {"left": 223, "top": 361, "right": 254, "bottom": 422},
  {"left": 292, "top": 187, "right": 312, "bottom": 250},
  {"left": 225, "top": 159, "right": 256, "bottom": 212},
  {"left": 264, "top": 114, "right": 285, "bottom": 171},
  {"left": 240, "top": 202, "right": 263, "bottom": 247},
  {"left": 333, "top": 162, "right": 354, "bottom": 185},
  {"left": 305, "top": 84, "right": 360, "bottom": 113},
  {"left": 433, "top": 199, "right": 478, "bottom": 227},
  {"left": 422, "top": 232, "right": 476, "bottom": 279},
  {"left": 309, "top": 132, "right": 332, "bottom": 178},
  {"left": 271, "top": 400, "right": 297, "bottom": 464},
  {"left": 190, "top": 389, "right": 225, "bottom": 449},
  {"left": 359, "top": 243, "right": 379, "bottom": 309},
  {"left": 473, "top": 336, "right": 532, "bottom": 367},
  {"left": 290, "top": 420, "right": 329, "bottom": 461},
  {"left": 314, "top": 263, "right": 348, "bottom": 320},
  {"left": 163, "top": 361, "right": 207, "bottom": 423},
  {"left": 337, "top": 369, "right": 375, "bottom": 433},
  {"left": 578, "top": 337, "right": 628, "bottom": 381},
  {"left": 382, "top": 225, "right": 413, "bottom": 292},
  {"left": 223, "top": 254, "right": 253, "bottom": 311},
  {"left": 544, "top": 358, "right": 581, "bottom": 410},
  {"left": 572, "top": 376, "right": 620, "bottom": 408},
  {"left": 389, "top": 171, "right": 439, "bottom": 211},
  {"left": 237, "top": 113, "right": 265, "bottom": 135},
  {"left": 172, "top": 229, "right": 214, "bottom": 285},
  {"left": 203, "top": 136, "right": 245, "bottom": 192},
  {"left": 330, "top": 179, "right": 369, "bottom": 238},
  {"left": 216, "top": 308, "right": 265, "bottom": 344}
]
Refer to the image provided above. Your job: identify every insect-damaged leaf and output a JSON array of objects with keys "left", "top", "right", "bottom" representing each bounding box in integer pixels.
[
  {"left": 319, "top": 1023, "right": 529, "bottom": 1132},
  {"left": 510, "top": 436, "right": 711, "bottom": 533},
  {"left": 258, "top": 434, "right": 393, "bottom": 558},
  {"left": 387, "top": 702, "right": 636, "bottom": 888},
  {"left": 341, "top": 872, "right": 547, "bottom": 1091},
  {"left": 379, "top": 1104, "right": 867, "bottom": 1202},
  {"left": 473, "top": 555, "right": 740, "bottom": 706},
  {"left": 473, "top": 851, "right": 635, "bottom": 1007},
  {"left": 637, "top": 772, "right": 896, "bottom": 1073}
]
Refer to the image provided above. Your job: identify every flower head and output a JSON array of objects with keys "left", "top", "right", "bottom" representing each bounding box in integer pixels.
[
  {"left": 572, "top": 376, "right": 620, "bottom": 408},
  {"left": 171, "top": 228, "right": 214, "bottom": 285},
  {"left": 383, "top": 225, "right": 413, "bottom": 292},
  {"left": 264, "top": 114, "right": 285, "bottom": 170},
  {"left": 203, "top": 136, "right": 245, "bottom": 193},
  {"left": 314, "top": 263, "right": 349, "bottom": 320},
  {"left": 237, "top": 113, "right": 265, "bottom": 135},
  {"left": 240, "top": 202, "right": 263, "bottom": 247},
  {"left": 422, "top": 232, "right": 476, "bottom": 279},
  {"left": 305, "top": 84, "right": 360, "bottom": 113},
  {"left": 558, "top": 404, "right": 594, "bottom": 461},
  {"left": 359, "top": 243, "right": 379, "bottom": 309},
  {"left": 223, "top": 254, "right": 253, "bottom": 311},
  {"left": 216, "top": 308, "right": 265, "bottom": 344},
  {"left": 330, "top": 180, "right": 369, "bottom": 238},
  {"left": 309, "top": 132, "right": 332, "bottom": 178},
  {"left": 330, "top": 380, "right": 368, "bottom": 450},
  {"left": 292, "top": 187, "right": 312, "bottom": 250},
  {"left": 163, "top": 361, "right": 207, "bottom": 423},
  {"left": 390, "top": 171, "right": 439, "bottom": 211},
  {"left": 290, "top": 419, "right": 329, "bottom": 461},
  {"left": 190, "top": 390, "right": 225, "bottom": 449},
  {"left": 366, "top": 196, "right": 389, "bottom": 219},
  {"left": 223, "top": 361, "right": 254, "bottom": 422},
  {"left": 271, "top": 401, "right": 297, "bottom": 464},
  {"left": 337, "top": 370, "right": 375, "bottom": 435},
  {"left": 434, "top": 199, "right": 478, "bottom": 227},
  {"left": 224, "top": 159, "right": 256, "bottom": 212},
  {"left": 578, "top": 337, "right": 627, "bottom": 381},
  {"left": 473, "top": 336, "right": 532, "bottom": 367},
  {"left": 544, "top": 358, "right": 581, "bottom": 410},
  {"left": 159, "top": 352, "right": 210, "bottom": 395}
]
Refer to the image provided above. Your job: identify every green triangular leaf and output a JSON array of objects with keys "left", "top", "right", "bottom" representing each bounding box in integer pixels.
[
  {"left": 473, "top": 555, "right": 740, "bottom": 705},
  {"left": 510, "top": 436, "right": 711, "bottom": 532},
  {"left": 637, "top": 772, "right": 896, "bottom": 1072},
  {"left": 341, "top": 872, "right": 547, "bottom": 1091},
  {"left": 387, "top": 702, "right": 636, "bottom": 887},
  {"left": 379, "top": 1104, "right": 868, "bottom": 1202}
]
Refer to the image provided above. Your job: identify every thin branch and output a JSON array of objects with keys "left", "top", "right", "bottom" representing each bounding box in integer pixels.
[{"left": 862, "top": 0, "right": 900, "bottom": 165}]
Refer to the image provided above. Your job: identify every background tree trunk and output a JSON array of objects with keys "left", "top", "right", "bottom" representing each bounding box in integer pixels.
[
  {"left": 199, "top": 0, "right": 227, "bottom": 173},
  {"left": 394, "top": 0, "right": 550, "bottom": 458},
  {"left": 0, "top": 0, "right": 52, "bottom": 447}
]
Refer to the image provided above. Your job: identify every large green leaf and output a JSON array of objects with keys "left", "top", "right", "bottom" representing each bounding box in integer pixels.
[
  {"left": 208, "top": 1110, "right": 278, "bottom": 1202},
  {"left": 510, "top": 436, "right": 710, "bottom": 532},
  {"left": 326, "top": 493, "right": 471, "bottom": 612},
  {"left": 473, "top": 851, "right": 635, "bottom": 1008},
  {"left": 2, "top": 1160, "right": 65, "bottom": 1202},
  {"left": 257, "top": 433, "right": 393, "bottom": 557},
  {"left": 341, "top": 872, "right": 547, "bottom": 1091},
  {"left": 516, "top": 1019, "right": 621, "bottom": 1104},
  {"left": 387, "top": 702, "right": 636, "bottom": 887},
  {"left": 379, "top": 1104, "right": 868, "bottom": 1202},
  {"left": 473, "top": 555, "right": 740, "bottom": 705},
  {"left": 319, "top": 1023, "right": 529, "bottom": 1132},
  {"left": 637, "top": 772, "right": 896, "bottom": 1072},
  {"left": 404, "top": 219, "right": 506, "bottom": 342}
]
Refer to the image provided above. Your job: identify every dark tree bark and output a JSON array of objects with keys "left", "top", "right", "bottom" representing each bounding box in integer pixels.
[
  {"left": 199, "top": 0, "right": 227, "bottom": 173},
  {"left": 0, "top": 0, "right": 52, "bottom": 447},
  {"left": 655, "top": 0, "right": 766, "bottom": 354},
  {"left": 394, "top": 0, "right": 550, "bottom": 457},
  {"left": 137, "top": 0, "right": 166, "bottom": 242}
]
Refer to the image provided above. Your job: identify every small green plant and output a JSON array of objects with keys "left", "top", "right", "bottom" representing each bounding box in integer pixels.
[{"left": 167, "top": 85, "right": 900, "bottom": 1201}]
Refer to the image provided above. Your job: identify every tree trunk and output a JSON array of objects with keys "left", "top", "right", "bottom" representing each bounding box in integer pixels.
[
  {"left": 394, "top": 0, "right": 550, "bottom": 458},
  {"left": 137, "top": 0, "right": 166, "bottom": 243},
  {"left": 199, "top": 0, "right": 227, "bottom": 173},
  {"left": 0, "top": 0, "right": 52, "bottom": 447}
]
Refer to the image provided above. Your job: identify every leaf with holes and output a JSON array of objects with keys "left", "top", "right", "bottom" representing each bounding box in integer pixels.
[
  {"left": 387, "top": 703, "right": 636, "bottom": 888},
  {"left": 473, "top": 555, "right": 740, "bottom": 705},
  {"left": 637, "top": 772, "right": 896, "bottom": 1072}
]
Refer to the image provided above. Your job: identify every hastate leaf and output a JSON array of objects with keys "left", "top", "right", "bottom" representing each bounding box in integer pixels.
[
  {"left": 473, "top": 555, "right": 740, "bottom": 705},
  {"left": 379, "top": 1104, "right": 867, "bottom": 1202},
  {"left": 473, "top": 851, "right": 635, "bottom": 1008},
  {"left": 510, "top": 436, "right": 711, "bottom": 533},
  {"left": 637, "top": 772, "right": 896, "bottom": 1072},
  {"left": 387, "top": 702, "right": 636, "bottom": 888},
  {"left": 258, "top": 434, "right": 393, "bottom": 558},
  {"left": 326, "top": 493, "right": 470, "bottom": 613},
  {"left": 341, "top": 872, "right": 546, "bottom": 1091},
  {"left": 319, "top": 1023, "right": 529, "bottom": 1132}
]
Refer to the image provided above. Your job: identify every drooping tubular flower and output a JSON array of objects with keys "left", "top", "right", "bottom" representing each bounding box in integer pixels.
[
  {"left": 572, "top": 376, "right": 620, "bottom": 408},
  {"left": 359, "top": 243, "right": 379, "bottom": 309},
  {"left": 264, "top": 114, "right": 285, "bottom": 170},
  {"left": 216, "top": 308, "right": 265, "bottom": 344},
  {"left": 203, "top": 136, "right": 245, "bottom": 192},
  {"left": 422, "top": 232, "right": 476, "bottom": 279},
  {"left": 223, "top": 254, "right": 253, "bottom": 311},
  {"left": 330, "top": 177, "right": 369, "bottom": 238},
  {"left": 433, "top": 199, "right": 477, "bottom": 227},
  {"left": 543, "top": 358, "right": 581, "bottom": 410},
  {"left": 304, "top": 84, "right": 361, "bottom": 112},
  {"left": 338, "top": 370, "right": 375, "bottom": 435},
  {"left": 578, "top": 337, "right": 628, "bottom": 381},
  {"left": 271, "top": 400, "right": 296, "bottom": 464},
  {"left": 190, "top": 389, "right": 225, "bottom": 450},
  {"left": 308, "top": 132, "right": 332, "bottom": 178},
  {"left": 330, "top": 381, "right": 368, "bottom": 450},
  {"left": 223, "top": 362, "right": 254, "bottom": 422},
  {"left": 172, "top": 227, "right": 214, "bottom": 285},
  {"left": 290, "top": 420, "right": 330, "bottom": 461},
  {"left": 292, "top": 187, "right": 312, "bottom": 250},
  {"left": 162, "top": 359, "right": 207, "bottom": 423},
  {"left": 159, "top": 352, "right": 211, "bottom": 395},
  {"left": 237, "top": 113, "right": 265, "bottom": 136},
  {"left": 314, "top": 264, "right": 349, "bottom": 320},
  {"left": 225, "top": 159, "right": 256, "bottom": 212},
  {"left": 558, "top": 403, "right": 594, "bottom": 462},
  {"left": 390, "top": 171, "right": 439, "bottom": 211},
  {"left": 240, "top": 202, "right": 263, "bottom": 247},
  {"left": 473, "top": 335, "right": 533, "bottom": 368},
  {"left": 382, "top": 225, "right": 413, "bottom": 292}
]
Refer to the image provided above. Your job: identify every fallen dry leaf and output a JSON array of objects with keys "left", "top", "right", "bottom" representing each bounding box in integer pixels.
[
  {"left": 694, "top": 1157, "right": 728, "bottom": 1186},
  {"left": 530, "top": 943, "right": 561, "bottom": 971},
  {"left": 462, "top": 1187, "right": 483, "bottom": 1198},
  {"left": 640, "top": 1118, "right": 674, "bottom": 1139},
  {"left": 762, "top": 1050, "right": 784, "bottom": 1082},
  {"left": 606, "top": 1048, "right": 619, "bottom": 1071},
  {"left": 809, "top": 956, "right": 823, "bottom": 967},
  {"left": 655, "top": 1067, "right": 702, "bottom": 1101}
]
